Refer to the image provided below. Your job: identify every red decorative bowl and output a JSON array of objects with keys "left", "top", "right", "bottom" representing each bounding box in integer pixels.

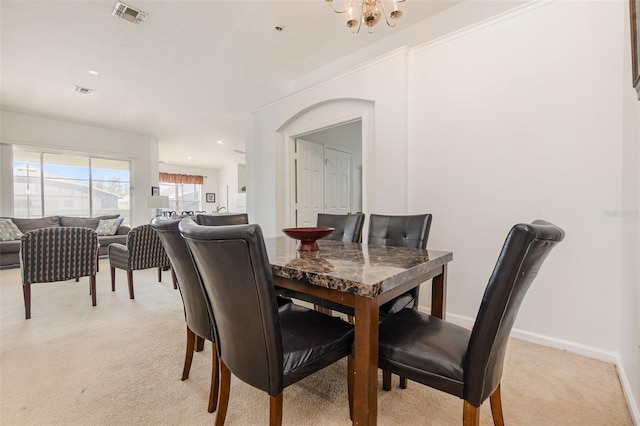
[{"left": 282, "top": 227, "right": 335, "bottom": 251}]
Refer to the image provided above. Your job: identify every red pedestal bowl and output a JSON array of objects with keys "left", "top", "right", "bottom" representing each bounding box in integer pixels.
[{"left": 282, "top": 227, "right": 335, "bottom": 251}]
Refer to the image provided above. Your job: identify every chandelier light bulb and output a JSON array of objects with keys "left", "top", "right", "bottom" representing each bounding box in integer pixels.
[
  {"left": 363, "top": 5, "right": 381, "bottom": 27},
  {"left": 327, "top": 0, "right": 403, "bottom": 34}
]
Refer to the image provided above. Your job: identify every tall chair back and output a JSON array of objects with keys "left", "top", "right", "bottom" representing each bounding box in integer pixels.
[
  {"left": 317, "top": 213, "right": 365, "bottom": 243},
  {"left": 463, "top": 220, "right": 565, "bottom": 406},
  {"left": 367, "top": 214, "right": 432, "bottom": 249},
  {"left": 195, "top": 213, "right": 248, "bottom": 226}
]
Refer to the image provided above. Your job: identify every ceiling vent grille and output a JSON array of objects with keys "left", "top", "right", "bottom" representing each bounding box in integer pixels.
[
  {"left": 233, "top": 149, "right": 246, "bottom": 154},
  {"left": 112, "top": 2, "right": 147, "bottom": 24},
  {"left": 74, "top": 85, "right": 95, "bottom": 95}
]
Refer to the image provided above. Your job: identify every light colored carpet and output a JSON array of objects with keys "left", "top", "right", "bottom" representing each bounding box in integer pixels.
[{"left": 0, "top": 260, "right": 632, "bottom": 425}]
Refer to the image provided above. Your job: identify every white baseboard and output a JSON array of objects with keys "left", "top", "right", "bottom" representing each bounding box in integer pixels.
[
  {"left": 421, "top": 309, "right": 639, "bottom": 424},
  {"left": 439, "top": 311, "right": 618, "bottom": 362},
  {"left": 616, "top": 355, "right": 640, "bottom": 426}
]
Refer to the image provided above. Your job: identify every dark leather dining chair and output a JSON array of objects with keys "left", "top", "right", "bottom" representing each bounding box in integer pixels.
[
  {"left": 195, "top": 213, "right": 248, "bottom": 227},
  {"left": 179, "top": 219, "right": 354, "bottom": 426},
  {"left": 368, "top": 214, "right": 433, "bottom": 389},
  {"left": 377, "top": 220, "right": 565, "bottom": 425},
  {"left": 368, "top": 213, "right": 433, "bottom": 313},
  {"left": 150, "top": 217, "right": 218, "bottom": 413},
  {"left": 316, "top": 213, "right": 365, "bottom": 243}
]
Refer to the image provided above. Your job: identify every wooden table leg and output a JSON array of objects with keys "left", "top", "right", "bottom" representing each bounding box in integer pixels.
[
  {"left": 431, "top": 264, "right": 448, "bottom": 320},
  {"left": 352, "top": 295, "right": 379, "bottom": 425}
]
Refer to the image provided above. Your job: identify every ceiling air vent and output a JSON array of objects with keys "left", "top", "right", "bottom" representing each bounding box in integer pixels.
[
  {"left": 74, "top": 85, "right": 95, "bottom": 95},
  {"left": 233, "top": 149, "right": 246, "bottom": 154},
  {"left": 112, "top": 2, "right": 147, "bottom": 24}
]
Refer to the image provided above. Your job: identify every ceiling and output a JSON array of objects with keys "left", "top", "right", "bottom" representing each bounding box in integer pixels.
[{"left": 1, "top": 1, "right": 462, "bottom": 169}]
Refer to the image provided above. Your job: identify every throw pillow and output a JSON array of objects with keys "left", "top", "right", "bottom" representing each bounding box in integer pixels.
[
  {"left": 0, "top": 218, "right": 23, "bottom": 241},
  {"left": 96, "top": 218, "right": 124, "bottom": 236}
]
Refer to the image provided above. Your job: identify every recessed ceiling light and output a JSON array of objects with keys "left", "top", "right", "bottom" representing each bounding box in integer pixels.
[
  {"left": 187, "top": 156, "right": 192, "bottom": 160},
  {"left": 217, "top": 140, "right": 223, "bottom": 145},
  {"left": 88, "top": 70, "right": 100, "bottom": 75}
]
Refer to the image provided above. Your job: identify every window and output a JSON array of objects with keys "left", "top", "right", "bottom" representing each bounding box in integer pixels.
[
  {"left": 91, "top": 158, "right": 130, "bottom": 216},
  {"left": 159, "top": 182, "right": 201, "bottom": 213},
  {"left": 12, "top": 151, "right": 42, "bottom": 218},
  {"left": 12, "top": 148, "right": 131, "bottom": 223},
  {"left": 158, "top": 172, "right": 203, "bottom": 213},
  {"left": 42, "top": 153, "right": 90, "bottom": 216}
]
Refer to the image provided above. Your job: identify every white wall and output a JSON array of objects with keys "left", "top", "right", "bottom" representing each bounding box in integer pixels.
[
  {"left": 0, "top": 110, "right": 158, "bottom": 226},
  {"left": 409, "top": 0, "right": 623, "bottom": 352},
  {"left": 159, "top": 163, "right": 220, "bottom": 212},
  {"left": 621, "top": 2, "right": 640, "bottom": 419}
]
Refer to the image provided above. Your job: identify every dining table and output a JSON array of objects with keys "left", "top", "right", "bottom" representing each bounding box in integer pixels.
[{"left": 265, "top": 236, "right": 453, "bottom": 426}]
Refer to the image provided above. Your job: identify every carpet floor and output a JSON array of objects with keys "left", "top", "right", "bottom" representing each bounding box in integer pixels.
[{"left": 0, "top": 260, "right": 632, "bottom": 425}]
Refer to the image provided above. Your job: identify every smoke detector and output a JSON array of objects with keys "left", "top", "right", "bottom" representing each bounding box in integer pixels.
[
  {"left": 112, "top": 2, "right": 147, "bottom": 24},
  {"left": 74, "top": 85, "right": 95, "bottom": 95}
]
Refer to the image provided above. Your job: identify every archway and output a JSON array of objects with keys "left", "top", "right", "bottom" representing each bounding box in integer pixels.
[{"left": 274, "top": 98, "right": 374, "bottom": 232}]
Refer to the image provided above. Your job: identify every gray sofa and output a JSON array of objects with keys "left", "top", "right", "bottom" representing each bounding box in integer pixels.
[{"left": 0, "top": 215, "right": 130, "bottom": 268}]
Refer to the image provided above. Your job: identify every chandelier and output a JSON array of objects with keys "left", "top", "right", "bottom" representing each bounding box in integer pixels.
[{"left": 326, "top": 0, "right": 405, "bottom": 34}]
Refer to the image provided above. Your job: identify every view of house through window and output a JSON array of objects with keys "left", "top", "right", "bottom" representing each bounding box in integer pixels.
[
  {"left": 159, "top": 182, "right": 201, "bottom": 213},
  {"left": 12, "top": 148, "right": 131, "bottom": 223}
]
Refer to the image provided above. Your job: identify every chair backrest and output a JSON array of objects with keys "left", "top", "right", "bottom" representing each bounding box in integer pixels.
[
  {"left": 317, "top": 213, "right": 365, "bottom": 243},
  {"left": 195, "top": 213, "right": 249, "bottom": 226},
  {"left": 367, "top": 214, "right": 432, "bottom": 249},
  {"left": 179, "top": 219, "right": 284, "bottom": 396},
  {"left": 20, "top": 227, "right": 98, "bottom": 285},
  {"left": 150, "top": 217, "right": 214, "bottom": 342},
  {"left": 463, "top": 220, "right": 565, "bottom": 406},
  {"left": 126, "top": 224, "right": 170, "bottom": 270}
]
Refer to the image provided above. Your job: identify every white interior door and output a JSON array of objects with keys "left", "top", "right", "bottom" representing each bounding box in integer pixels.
[
  {"left": 324, "top": 147, "right": 351, "bottom": 215},
  {"left": 295, "top": 139, "right": 324, "bottom": 226}
]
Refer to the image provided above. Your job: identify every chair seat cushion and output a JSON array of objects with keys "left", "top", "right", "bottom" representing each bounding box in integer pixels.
[
  {"left": 378, "top": 308, "right": 470, "bottom": 397},
  {"left": 279, "top": 303, "right": 354, "bottom": 387}
]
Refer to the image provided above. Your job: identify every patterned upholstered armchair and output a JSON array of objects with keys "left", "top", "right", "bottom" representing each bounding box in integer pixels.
[
  {"left": 108, "top": 224, "right": 172, "bottom": 299},
  {"left": 20, "top": 227, "right": 99, "bottom": 319}
]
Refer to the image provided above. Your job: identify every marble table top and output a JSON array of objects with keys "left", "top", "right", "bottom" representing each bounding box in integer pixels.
[{"left": 265, "top": 236, "right": 453, "bottom": 298}]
